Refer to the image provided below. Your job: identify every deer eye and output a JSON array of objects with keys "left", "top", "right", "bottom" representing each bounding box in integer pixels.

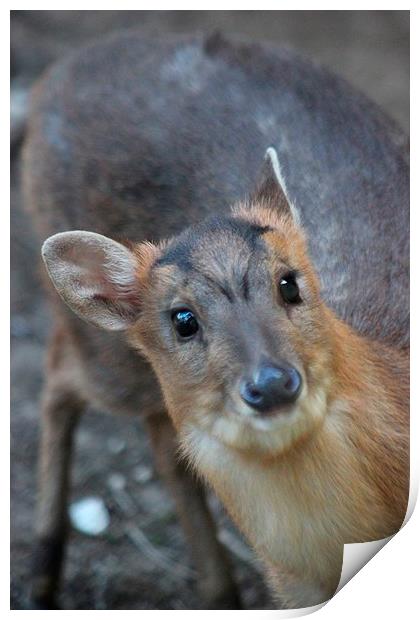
[
  {"left": 171, "top": 309, "right": 199, "bottom": 338},
  {"left": 279, "top": 274, "right": 302, "bottom": 304}
]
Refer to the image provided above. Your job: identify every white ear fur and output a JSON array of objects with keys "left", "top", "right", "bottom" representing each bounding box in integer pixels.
[
  {"left": 42, "top": 231, "right": 141, "bottom": 331},
  {"left": 265, "top": 147, "right": 289, "bottom": 198},
  {"left": 261, "top": 147, "right": 300, "bottom": 225}
]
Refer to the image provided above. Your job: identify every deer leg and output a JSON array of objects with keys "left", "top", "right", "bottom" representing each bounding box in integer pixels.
[
  {"left": 31, "top": 329, "right": 85, "bottom": 609},
  {"left": 145, "top": 413, "right": 241, "bottom": 609}
]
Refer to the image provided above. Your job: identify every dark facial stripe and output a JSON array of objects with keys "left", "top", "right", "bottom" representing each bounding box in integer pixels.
[
  {"left": 201, "top": 273, "right": 235, "bottom": 302},
  {"left": 241, "top": 267, "right": 250, "bottom": 301}
]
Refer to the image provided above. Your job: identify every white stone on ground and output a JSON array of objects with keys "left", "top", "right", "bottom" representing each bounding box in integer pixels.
[{"left": 69, "top": 496, "right": 110, "bottom": 536}]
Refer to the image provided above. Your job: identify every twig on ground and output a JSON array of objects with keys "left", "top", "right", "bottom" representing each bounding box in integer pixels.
[{"left": 125, "top": 523, "right": 196, "bottom": 584}]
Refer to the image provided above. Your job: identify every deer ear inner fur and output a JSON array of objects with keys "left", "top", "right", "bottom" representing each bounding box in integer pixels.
[{"left": 42, "top": 230, "right": 144, "bottom": 331}]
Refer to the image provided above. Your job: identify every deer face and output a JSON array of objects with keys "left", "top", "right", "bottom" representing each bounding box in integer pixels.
[{"left": 42, "top": 149, "right": 334, "bottom": 457}]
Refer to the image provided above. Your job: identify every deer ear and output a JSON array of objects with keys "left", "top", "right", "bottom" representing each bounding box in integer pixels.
[
  {"left": 251, "top": 147, "right": 300, "bottom": 224},
  {"left": 42, "top": 231, "right": 148, "bottom": 331}
]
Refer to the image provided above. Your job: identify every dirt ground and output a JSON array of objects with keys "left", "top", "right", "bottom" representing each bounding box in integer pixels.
[{"left": 10, "top": 10, "right": 409, "bottom": 610}]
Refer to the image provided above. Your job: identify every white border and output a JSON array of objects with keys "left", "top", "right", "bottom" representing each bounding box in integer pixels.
[{"left": 6, "top": 5, "right": 416, "bottom": 618}]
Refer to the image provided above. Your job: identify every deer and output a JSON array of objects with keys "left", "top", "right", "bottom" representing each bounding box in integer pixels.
[{"left": 23, "top": 31, "right": 409, "bottom": 609}]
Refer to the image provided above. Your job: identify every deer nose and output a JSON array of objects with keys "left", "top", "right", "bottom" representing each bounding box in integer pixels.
[{"left": 239, "top": 361, "right": 302, "bottom": 413}]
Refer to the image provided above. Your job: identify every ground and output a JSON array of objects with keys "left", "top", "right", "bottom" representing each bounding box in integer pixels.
[{"left": 10, "top": 10, "right": 409, "bottom": 610}]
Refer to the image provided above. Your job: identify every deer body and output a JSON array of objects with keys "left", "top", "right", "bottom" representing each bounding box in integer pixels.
[{"left": 24, "top": 32, "right": 408, "bottom": 609}]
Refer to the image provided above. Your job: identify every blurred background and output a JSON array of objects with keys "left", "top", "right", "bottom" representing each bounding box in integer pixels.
[{"left": 11, "top": 10, "right": 409, "bottom": 610}]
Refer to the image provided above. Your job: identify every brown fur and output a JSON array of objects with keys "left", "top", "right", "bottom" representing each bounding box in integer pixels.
[{"left": 23, "top": 31, "right": 408, "bottom": 609}]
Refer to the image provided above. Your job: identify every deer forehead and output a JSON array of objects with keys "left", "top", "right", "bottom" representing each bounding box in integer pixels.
[{"left": 153, "top": 215, "right": 298, "bottom": 299}]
